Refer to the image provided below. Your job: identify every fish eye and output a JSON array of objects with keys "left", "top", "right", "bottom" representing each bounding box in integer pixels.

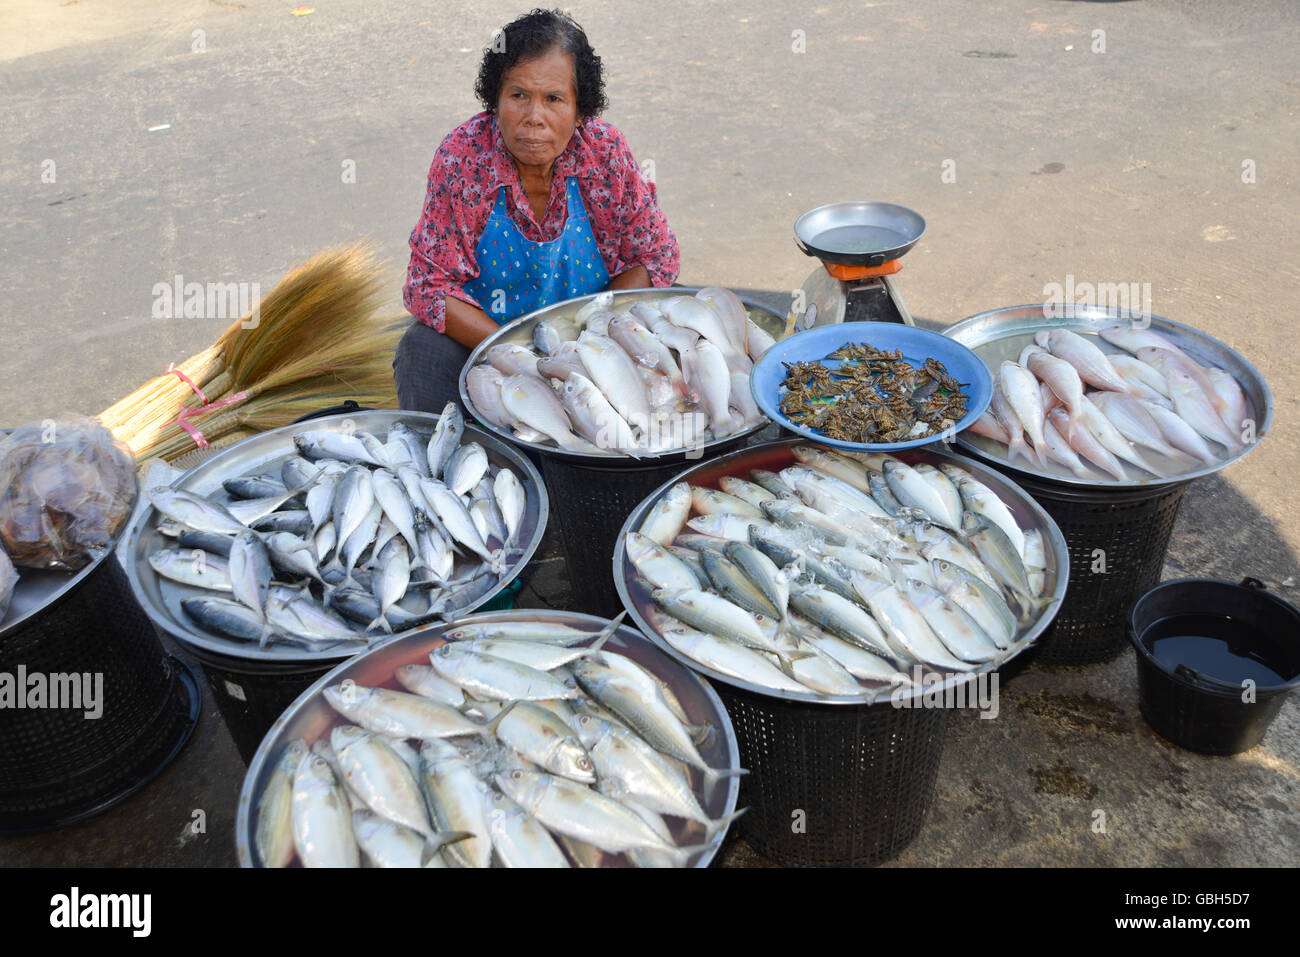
[
  {"left": 510, "top": 770, "right": 522, "bottom": 780},
  {"left": 578, "top": 758, "right": 593, "bottom": 770}
]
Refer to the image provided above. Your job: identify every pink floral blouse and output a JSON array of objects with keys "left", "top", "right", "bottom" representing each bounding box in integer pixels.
[{"left": 403, "top": 112, "right": 680, "bottom": 333}]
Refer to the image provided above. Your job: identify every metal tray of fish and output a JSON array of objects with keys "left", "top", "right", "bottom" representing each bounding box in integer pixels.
[
  {"left": 944, "top": 304, "right": 1272, "bottom": 488},
  {"left": 613, "top": 439, "right": 1069, "bottom": 706},
  {"left": 122, "top": 411, "right": 548, "bottom": 664},
  {"left": 459, "top": 287, "right": 787, "bottom": 465},
  {"left": 235, "top": 610, "right": 741, "bottom": 867}
]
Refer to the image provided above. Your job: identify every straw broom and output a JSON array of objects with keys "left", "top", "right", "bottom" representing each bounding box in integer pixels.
[{"left": 102, "top": 243, "right": 403, "bottom": 459}]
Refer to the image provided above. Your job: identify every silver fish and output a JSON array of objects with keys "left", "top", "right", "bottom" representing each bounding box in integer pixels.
[
  {"left": 445, "top": 442, "right": 489, "bottom": 497},
  {"left": 332, "top": 728, "right": 432, "bottom": 836},
  {"left": 292, "top": 430, "right": 386, "bottom": 467},
  {"left": 493, "top": 469, "right": 525, "bottom": 545},
  {"left": 324, "top": 683, "right": 482, "bottom": 739},
  {"left": 639, "top": 481, "right": 691, "bottom": 546},
  {"left": 430, "top": 644, "right": 579, "bottom": 701},
  {"left": 331, "top": 466, "right": 375, "bottom": 553},
  {"left": 931, "top": 558, "right": 1016, "bottom": 649},
  {"left": 483, "top": 789, "right": 570, "bottom": 868},
  {"left": 148, "top": 487, "right": 247, "bottom": 536},
  {"left": 229, "top": 531, "right": 272, "bottom": 620},
  {"left": 370, "top": 468, "right": 422, "bottom": 557},
  {"left": 849, "top": 575, "right": 975, "bottom": 671},
  {"left": 256, "top": 738, "right": 307, "bottom": 867},
  {"left": 419, "top": 738, "right": 493, "bottom": 868},
  {"left": 900, "top": 578, "right": 1001, "bottom": 663},
  {"left": 181, "top": 596, "right": 268, "bottom": 642},
  {"left": 148, "top": 548, "right": 232, "bottom": 591},
  {"left": 490, "top": 701, "right": 596, "bottom": 784},
  {"left": 393, "top": 663, "right": 466, "bottom": 708},
  {"left": 425, "top": 402, "right": 465, "bottom": 480},
  {"left": 291, "top": 753, "right": 359, "bottom": 868}
]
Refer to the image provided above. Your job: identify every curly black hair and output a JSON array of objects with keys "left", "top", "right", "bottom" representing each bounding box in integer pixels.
[{"left": 475, "top": 9, "right": 607, "bottom": 118}]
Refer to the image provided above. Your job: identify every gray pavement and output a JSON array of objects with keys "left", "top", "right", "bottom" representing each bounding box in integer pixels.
[{"left": 1, "top": 0, "right": 1297, "bottom": 867}]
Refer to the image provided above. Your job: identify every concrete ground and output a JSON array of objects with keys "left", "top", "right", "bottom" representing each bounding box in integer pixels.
[{"left": 1, "top": 0, "right": 1296, "bottom": 866}]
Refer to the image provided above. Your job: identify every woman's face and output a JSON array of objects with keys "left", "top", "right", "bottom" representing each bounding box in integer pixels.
[{"left": 496, "top": 47, "right": 580, "bottom": 173}]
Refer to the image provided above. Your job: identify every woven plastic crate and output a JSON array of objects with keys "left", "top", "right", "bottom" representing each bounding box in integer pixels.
[
  {"left": 1020, "top": 477, "right": 1190, "bottom": 666},
  {"left": 0, "top": 557, "right": 200, "bottom": 832},
  {"left": 717, "top": 682, "right": 948, "bottom": 867}
]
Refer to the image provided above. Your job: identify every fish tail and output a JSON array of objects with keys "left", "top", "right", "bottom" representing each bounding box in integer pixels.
[{"left": 704, "top": 807, "right": 749, "bottom": 843}]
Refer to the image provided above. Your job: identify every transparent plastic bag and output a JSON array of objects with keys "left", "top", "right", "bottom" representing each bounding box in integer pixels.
[{"left": 0, "top": 418, "right": 137, "bottom": 572}]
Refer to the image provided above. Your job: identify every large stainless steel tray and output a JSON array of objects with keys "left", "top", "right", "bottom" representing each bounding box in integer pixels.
[
  {"left": 460, "top": 287, "right": 787, "bottom": 466},
  {"left": 943, "top": 304, "right": 1272, "bottom": 488},
  {"left": 235, "top": 609, "right": 741, "bottom": 868},
  {"left": 122, "top": 410, "right": 548, "bottom": 665},
  {"left": 614, "top": 439, "right": 1069, "bottom": 706}
]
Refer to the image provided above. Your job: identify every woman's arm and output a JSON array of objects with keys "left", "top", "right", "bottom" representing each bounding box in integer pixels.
[
  {"left": 442, "top": 296, "right": 501, "bottom": 349},
  {"left": 608, "top": 265, "right": 651, "bottom": 290}
]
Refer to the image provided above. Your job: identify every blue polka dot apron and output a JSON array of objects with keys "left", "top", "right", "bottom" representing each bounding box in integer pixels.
[{"left": 464, "top": 176, "right": 611, "bottom": 324}]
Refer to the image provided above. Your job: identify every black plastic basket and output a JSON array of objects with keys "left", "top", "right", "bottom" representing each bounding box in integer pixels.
[
  {"left": 183, "top": 649, "right": 335, "bottom": 766},
  {"left": 0, "top": 557, "right": 200, "bottom": 833},
  {"left": 1015, "top": 475, "right": 1190, "bottom": 666},
  {"left": 539, "top": 455, "right": 714, "bottom": 618},
  {"left": 716, "top": 681, "right": 948, "bottom": 867}
]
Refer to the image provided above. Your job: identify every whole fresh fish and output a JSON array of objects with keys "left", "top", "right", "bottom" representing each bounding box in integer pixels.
[
  {"left": 722, "top": 540, "right": 789, "bottom": 619},
  {"left": 570, "top": 656, "right": 738, "bottom": 792},
  {"left": 608, "top": 314, "right": 687, "bottom": 394},
  {"left": 749, "top": 469, "right": 800, "bottom": 501},
  {"left": 387, "top": 422, "right": 430, "bottom": 477},
  {"left": 265, "top": 532, "right": 327, "bottom": 586},
  {"left": 966, "top": 410, "right": 1011, "bottom": 444},
  {"left": 366, "top": 538, "right": 410, "bottom": 633},
  {"left": 224, "top": 475, "right": 288, "bottom": 500},
  {"left": 1048, "top": 407, "right": 1126, "bottom": 480},
  {"left": 938, "top": 464, "right": 1025, "bottom": 558},
  {"left": 1079, "top": 397, "right": 1166, "bottom": 475},
  {"left": 149, "top": 548, "right": 232, "bottom": 591},
  {"left": 661, "top": 296, "right": 747, "bottom": 373},
  {"left": 332, "top": 727, "right": 432, "bottom": 836},
  {"left": 787, "top": 581, "right": 895, "bottom": 660},
  {"left": 1039, "top": 417, "right": 1092, "bottom": 476},
  {"left": 430, "top": 644, "right": 579, "bottom": 701},
  {"left": 490, "top": 701, "right": 596, "bottom": 784},
  {"left": 717, "top": 476, "right": 774, "bottom": 508},
  {"left": 425, "top": 402, "right": 466, "bottom": 480},
  {"left": 1206, "top": 368, "right": 1248, "bottom": 434},
  {"left": 256, "top": 739, "right": 307, "bottom": 867},
  {"left": 931, "top": 558, "right": 1016, "bottom": 649},
  {"left": 455, "top": 636, "right": 607, "bottom": 673},
  {"left": 700, "top": 549, "right": 780, "bottom": 618},
  {"left": 441, "top": 620, "right": 596, "bottom": 644},
  {"left": 483, "top": 790, "right": 570, "bottom": 868},
  {"left": 1158, "top": 363, "right": 1244, "bottom": 451},
  {"left": 625, "top": 531, "right": 700, "bottom": 592},
  {"left": 784, "top": 465, "right": 891, "bottom": 520},
  {"left": 1046, "top": 329, "right": 1131, "bottom": 393},
  {"left": 790, "top": 445, "right": 875, "bottom": 493},
  {"left": 695, "top": 286, "right": 750, "bottom": 352},
  {"left": 293, "top": 430, "right": 385, "bottom": 467},
  {"left": 370, "top": 468, "right": 422, "bottom": 556},
  {"left": 421, "top": 479, "right": 501, "bottom": 570},
  {"left": 466, "top": 365, "right": 514, "bottom": 430},
  {"left": 1089, "top": 392, "right": 1186, "bottom": 460},
  {"left": 181, "top": 595, "right": 269, "bottom": 642},
  {"left": 393, "top": 663, "right": 466, "bottom": 708},
  {"left": 419, "top": 739, "right": 493, "bottom": 868},
  {"left": 291, "top": 753, "right": 359, "bottom": 868},
  {"left": 352, "top": 809, "right": 469, "bottom": 868},
  {"left": 999, "top": 361, "right": 1049, "bottom": 466},
  {"left": 575, "top": 712, "right": 740, "bottom": 837},
  {"left": 1108, "top": 353, "right": 1170, "bottom": 398},
  {"left": 575, "top": 332, "right": 652, "bottom": 432},
  {"left": 1138, "top": 399, "right": 1218, "bottom": 464},
  {"left": 900, "top": 578, "right": 1000, "bottom": 663},
  {"left": 175, "top": 530, "right": 236, "bottom": 558},
  {"left": 148, "top": 488, "right": 247, "bottom": 536},
  {"left": 493, "top": 470, "right": 525, "bottom": 545},
  {"left": 795, "top": 621, "right": 902, "bottom": 685},
  {"left": 331, "top": 466, "right": 375, "bottom": 554},
  {"left": 769, "top": 628, "right": 862, "bottom": 695},
  {"left": 532, "top": 319, "right": 562, "bottom": 357},
  {"left": 690, "top": 487, "right": 763, "bottom": 519},
  {"left": 989, "top": 385, "right": 1032, "bottom": 464},
  {"left": 646, "top": 607, "right": 808, "bottom": 693},
  {"left": 500, "top": 374, "right": 598, "bottom": 453},
  {"left": 960, "top": 512, "right": 1038, "bottom": 612},
  {"left": 1026, "top": 349, "right": 1087, "bottom": 439},
  {"left": 229, "top": 531, "right": 272, "bottom": 620},
  {"left": 324, "top": 683, "right": 482, "bottom": 739},
  {"left": 265, "top": 590, "right": 364, "bottom": 646},
  {"left": 639, "top": 481, "right": 691, "bottom": 546},
  {"left": 884, "top": 460, "right": 959, "bottom": 529},
  {"left": 651, "top": 587, "right": 791, "bottom": 664},
  {"left": 496, "top": 769, "right": 705, "bottom": 864},
  {"left": 745, "top": 318, "right": 777, "bottom": 361},
  {"left": 912, "top": 464, "right": 964, "bottom": 530},
  {"left": 562, "top": 372, "right": 642, "bottom": 454},
  {"left": 689, "top": 339, "right": 736, "bottom": 436},
  {"left": 849, "top": 575, "right": 974, "bottom": 671},
  {"left": 486, "top": 343, "right": 544, "bottom": 380},
  {"left": 445, "top": 442, "right": 489, "bottom": 497}
]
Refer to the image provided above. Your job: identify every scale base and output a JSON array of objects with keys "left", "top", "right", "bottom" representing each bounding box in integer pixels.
[{"left": 794, "top": 266, "right": 915, "bottom": 331}]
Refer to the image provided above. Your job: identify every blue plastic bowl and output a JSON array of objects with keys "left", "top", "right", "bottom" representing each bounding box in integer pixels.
[{"left": 749, "top": 322, "right": 994, "bottom": 452}]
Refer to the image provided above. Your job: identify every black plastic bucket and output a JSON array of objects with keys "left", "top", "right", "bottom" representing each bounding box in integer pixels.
[
  {"left": 1127, "top": 577, "right": 1300, "bottom": 755},
  {"left": 1014, "top": 474, "right": 1190, "bottom": 666}
]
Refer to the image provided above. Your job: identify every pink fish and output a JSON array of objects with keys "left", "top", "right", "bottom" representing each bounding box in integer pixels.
[
  {"left": 1000, "top": 361, "right": 1048, "bottom": 466},
  {"left": 1047, "top": 330, "right": 1133, "bottom": 394},
  {"left": 1049, "top": 407, "right": 1126, "bottom": 480}
]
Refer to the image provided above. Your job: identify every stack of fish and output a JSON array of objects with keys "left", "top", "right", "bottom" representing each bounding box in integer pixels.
[
  {"left": 967, "top": 326, "right": 1250, "bottom": 481},
  {"left": 466, "top": 287, "right": 777, "bottom": 456},
  {"left": 253, "top": 618, "right": 743, "bottom": 867},
  {"left": 623, "top": 445, "right": 1053, "bottom": 697},
  {"left": 145, "top": 405, "right": 531, "bottom": 650}
]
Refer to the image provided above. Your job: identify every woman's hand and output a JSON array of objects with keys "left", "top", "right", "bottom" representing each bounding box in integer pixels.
[
  {"left": 443, "top": 296, "right": 502, "bottom": 349},
  {"left": 608, "top": 265, "right": 651, "bottom": 291}
]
